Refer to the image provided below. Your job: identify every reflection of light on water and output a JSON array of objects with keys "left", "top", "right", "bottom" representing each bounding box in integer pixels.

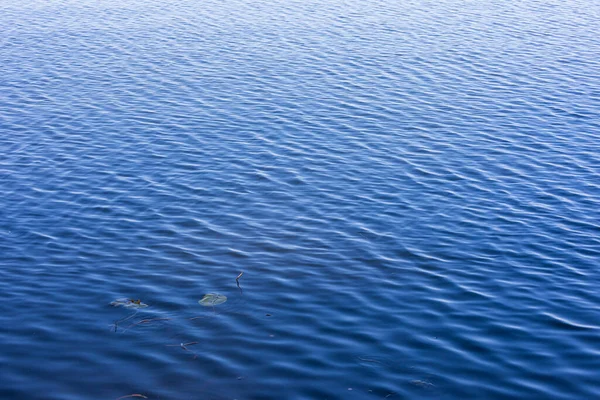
[{"left": 355, "top": 354, "right": 389, "bottom": 367}]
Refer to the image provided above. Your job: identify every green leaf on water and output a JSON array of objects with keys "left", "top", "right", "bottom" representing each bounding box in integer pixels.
[{"left": 199, "top": 293, "right": 227, "bottom": 306}]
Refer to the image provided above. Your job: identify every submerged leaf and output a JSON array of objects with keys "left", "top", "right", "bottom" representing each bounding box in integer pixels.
[
  {"left": 111, "top": 298, "right": 149, "bottom": 309},
  {"left": 199, "top": 293, "right": 227, "bottom": 306}
]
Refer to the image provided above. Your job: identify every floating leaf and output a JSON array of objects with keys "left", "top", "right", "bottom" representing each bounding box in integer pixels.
[
  {"left": 199, "top": 293, "right": 227, "bottom": 306},
  {"left": 111, "top": 298, "right": 149, "bottom": 309}
]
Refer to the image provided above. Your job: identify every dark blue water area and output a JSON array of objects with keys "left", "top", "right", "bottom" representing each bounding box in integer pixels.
[{"left": 1, "top": 0, "right": 600, "bottom": 398}]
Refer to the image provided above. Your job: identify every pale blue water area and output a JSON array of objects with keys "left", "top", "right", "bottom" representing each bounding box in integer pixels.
[{"left": 1, "top": 0, "right": 600, "bottom": 399}]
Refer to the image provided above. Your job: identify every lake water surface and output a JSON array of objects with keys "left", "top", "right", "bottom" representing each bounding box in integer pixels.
[{"left": 1, "top": 0, "right": 600, "bottom": 399}]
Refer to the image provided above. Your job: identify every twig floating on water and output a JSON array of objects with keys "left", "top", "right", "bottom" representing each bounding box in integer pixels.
[
  {"left": 136, "top": 318, "right": 171, "bottom": 325},
  {"left": 236, "top": 271, "right": 244, "bottom": 293},
  {"left": 357, "top": 356, "right": 383, "bottom": 364},
  {"left": 110, "top": 310, "right": 139, "bottom": 332},
  {"left": 166, "top": 342, "right": 199, "bottom": 351},
  {"left": 166, "top": 341, "right": 200, "bottom": 359},
  {"left": 181, "top": 341, "right": 198, "bottom": 350}
]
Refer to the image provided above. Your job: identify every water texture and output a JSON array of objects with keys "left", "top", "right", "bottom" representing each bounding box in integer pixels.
[{"left": 1, "top": 0, "right": 600, "bottom": 398}]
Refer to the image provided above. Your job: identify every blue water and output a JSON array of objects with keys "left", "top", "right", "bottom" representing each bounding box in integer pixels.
[{"left": 1, "top": 0, "right": 600, "bottom": 398}]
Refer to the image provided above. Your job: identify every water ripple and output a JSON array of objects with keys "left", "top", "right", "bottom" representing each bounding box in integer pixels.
[{"left": 2, "top": 0, "right": 600, "bottom": 398}]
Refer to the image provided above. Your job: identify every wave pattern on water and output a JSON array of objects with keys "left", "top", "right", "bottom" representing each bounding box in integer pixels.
[{"left": 1, "top": 0, "right": 600, "bottom": 399}]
